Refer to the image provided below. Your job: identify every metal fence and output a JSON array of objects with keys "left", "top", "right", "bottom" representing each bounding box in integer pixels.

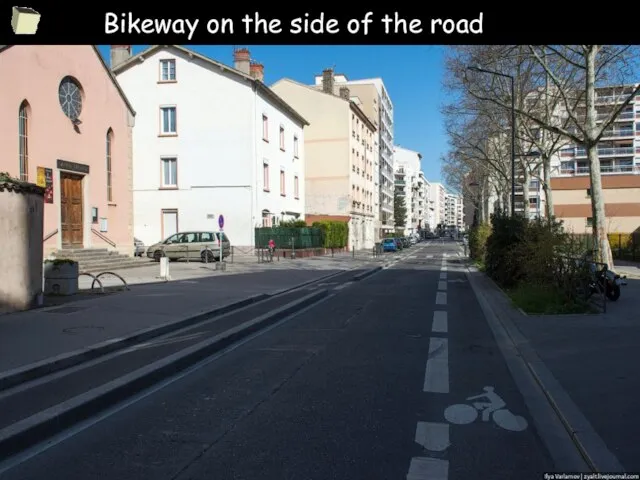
[
  {"left": 570, "top": 232, "right": 639, "bottom": 262},
  {"left": 254, "top": 227, "right": 324, "bottom": 249}
]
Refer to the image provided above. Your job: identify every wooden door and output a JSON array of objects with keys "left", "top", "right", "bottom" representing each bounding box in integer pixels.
[{"left": 60, "top": 173, "right": 84, "bottom": 247}]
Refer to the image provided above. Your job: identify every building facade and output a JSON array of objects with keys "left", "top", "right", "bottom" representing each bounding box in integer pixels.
[
  {"left": 0, "top": 45, "right": 136, "bottom": 257},
  {"left": 272, "top": 74, "right": 378, "bottom": 250},
  {"left": 550, "top": 84, "right": 640, "bottom": 233},
  {"left": 111, "top": 45, "right": 308, "bottom": 248},
  {"left": 430, "top": 182, "right": 447, "bottom": 229},
  {"left": 313, "top": 73, "right": 395, "bottom": 240},
  {"left": 393, "top": 146, "right": 424, "bottom": 236},
  {"left": 444, "top": 193, "right": 465, "bottom": 232}
]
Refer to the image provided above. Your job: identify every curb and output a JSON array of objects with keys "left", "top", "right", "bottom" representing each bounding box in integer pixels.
[
  {"left": 352, "top": 266, "right": 383, "bottom": 281},
  {"left": 0, "top": 270, "right": 344, "bottom": 393},
  {"left": 466, "top": 267, "right": 624, "bottom": 473},
  {"left": 0, "top": 289, "right": 330, "bottom": 459}
]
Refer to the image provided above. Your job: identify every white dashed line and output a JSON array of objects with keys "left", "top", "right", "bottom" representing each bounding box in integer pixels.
[
  {"left": 432, "top": 311, "right": 447, "bottom": 333},
  {"left": 439, "top": 272, "right": 447, "bottom": 280},
  {"left": 415, "top": 421, "right": 450, "bottom": 452},
  {"left": 435, "top": 292, "right": 447, "bottom": 305},
  {"left": 438, "top": 281, "right": 447, "bottom": 291},
  {"left": 426, "top": 254, "right": 433, "bottom": 259},
  {"left": 407, "top": 457, "right": 449, "bottom": 480},
  {"left": 423, "top": 337, "right": 449, "bottom": 393}
]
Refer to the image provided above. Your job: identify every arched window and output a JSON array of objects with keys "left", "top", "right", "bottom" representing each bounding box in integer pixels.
[
  {"left": 106, "top": 129, "right": 113, "bottom": 202},
  {"left": 19, "top": 101, "right": 29, "bottom": 181}
]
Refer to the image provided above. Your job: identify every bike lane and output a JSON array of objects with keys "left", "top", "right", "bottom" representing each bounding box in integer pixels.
[{"left": 410, "top": 256, "right": 555, "bottom": 479}]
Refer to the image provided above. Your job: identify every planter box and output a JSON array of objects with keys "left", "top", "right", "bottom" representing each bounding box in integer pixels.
[{"left": 44, "top": 261, "right": 79, "bottom": 295}]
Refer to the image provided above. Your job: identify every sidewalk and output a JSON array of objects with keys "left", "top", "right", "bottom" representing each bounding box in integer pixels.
[
  {"left": 77, "top": 250, "right": 382, "bottom": 290},
  {"left": 468, "top": 265, "right": 640, "bottom": 472},
  {"left": 0, "top": 261, "right": 372, "bottom": 375}
]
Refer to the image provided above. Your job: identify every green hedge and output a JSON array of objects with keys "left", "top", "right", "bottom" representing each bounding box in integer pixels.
[
  {"left": 311, "top": 220, "right": 349, "bottom": 248},
  {"left": 255, "top": 226, "right": 323, "bottom": 249}
]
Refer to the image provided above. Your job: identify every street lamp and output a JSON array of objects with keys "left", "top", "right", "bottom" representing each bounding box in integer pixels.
[{"left": 467, "top": 65, "right": 516, "bottom": 216}]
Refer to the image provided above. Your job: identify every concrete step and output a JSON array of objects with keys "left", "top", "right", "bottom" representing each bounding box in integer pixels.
[
  {"left": 54, "top": 254, "right": 132, "bottom": 263},
  {"left": 55, "top": 248, "right": 110, "bottom": 257}
]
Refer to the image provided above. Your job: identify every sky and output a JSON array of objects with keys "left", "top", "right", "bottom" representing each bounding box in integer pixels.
[{"left": 98, "top": 45, "right": 452, "bottom": 185}]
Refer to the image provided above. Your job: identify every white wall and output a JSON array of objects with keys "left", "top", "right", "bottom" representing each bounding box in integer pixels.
[
  {"left": 116, "top": 47, "right": 306, "bottom": 248},
  {"left": 255, "top": 94, "right": 306, "bottom": 227}
]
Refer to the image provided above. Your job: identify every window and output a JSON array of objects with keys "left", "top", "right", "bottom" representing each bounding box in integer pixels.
[
  {"left": 18, "top": 100, "right": 29, "bottom": 181},
  {"left": 262, "top": 115, "right": 269, "bottom": 141},
  {"left": 106, "top": 129, "right": 113, "bottom": 201},
  {"left": 263, "top": 162, "right": 269, "bottom": 191},
  {"left": 161, "top": 157, "right": 177, "bottom": 188},
  {"left": 294, "top": 175, "right": 299, "bottom": 199},
  {"left": 160, "top": 106, "right": 177, "bottom": 135},
  {"left": 280, "top": 169, "right": 285, "bottom": 196},
  {"left": 201, "top": 232, "right": 215, "bottom": 242},
  {"left": 586, "top": 217, "right": 593, "bottom": 227},
  {"left": 586, "top": 188, "right": 591, "bottom": 197},
  {"left": 279, "top": 126, "right": 285, "bottom": 150},
  {"left": 159, "top": 59, "right": 176, "bottom": 82},
  {"left": 294, "top": 135, "right": 299, "bottom": 158}
]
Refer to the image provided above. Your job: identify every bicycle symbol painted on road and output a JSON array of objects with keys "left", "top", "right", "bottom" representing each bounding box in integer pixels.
[{"left": 444, "top": 386, "right": 528, "bottom": 432}]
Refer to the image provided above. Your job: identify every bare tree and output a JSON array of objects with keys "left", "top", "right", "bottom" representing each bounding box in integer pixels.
[{"left": 450, "top": 45, "right": 640, "bottom": 268}]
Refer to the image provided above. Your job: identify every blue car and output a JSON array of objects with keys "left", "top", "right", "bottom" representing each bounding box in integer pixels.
[{"left": 382, "top": 238, "right": 397, "bottom": 252}]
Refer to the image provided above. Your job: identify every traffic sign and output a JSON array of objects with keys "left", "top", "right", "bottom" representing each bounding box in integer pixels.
[{"left": 218, "top": 214, "right": 224, "bottom": 229}]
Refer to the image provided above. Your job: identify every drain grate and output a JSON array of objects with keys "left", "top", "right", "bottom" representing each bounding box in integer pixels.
[{"left": 45, "top": 306, "right": 88, "bottom": 315}]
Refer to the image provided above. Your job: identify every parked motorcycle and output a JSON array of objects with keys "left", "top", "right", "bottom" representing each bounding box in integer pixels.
[{"left": 579, "top": 252, "right": 627, "bottom": 301}]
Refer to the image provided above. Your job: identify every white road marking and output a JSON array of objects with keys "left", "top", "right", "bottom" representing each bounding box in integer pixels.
[
  {"left": 407, "top": 457, "right": 449, "bottom": 480},
  {"left": 424, "top": 337, "right": 449, "bottom": 393},
  {"left": 432, "top": 311, "right": 447, "bottom": 333},
  {"left": 415, "top": 421, "right": 450, "bottom": 452},
  {"left": 440, "top": 272, "right": 447, "bottom": 280},
  {"left": 443, "top": 252, "right": 449, "bottom": 258},
  {"left": 438, "top": 281, "right": 447, "bottom": 291},
  {"left": 410, "top": 255, "right": 418, "bottom": 259},
  {"left": 441, "top": 265, "right": 447, "bottom": 272},
  {"left": 333, "top": 282, "right": 353, "bottom": 291},
  {"left": 426, "top": 254, "right": 433, "bottom": 259},
  {"left": 436, "top": 292, "right": 447, "bottom": 305}
]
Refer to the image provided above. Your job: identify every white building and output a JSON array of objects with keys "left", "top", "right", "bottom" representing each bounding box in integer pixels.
[
  {"left": 444, "top": 192, "right": 465, "bottom": 232},
  {"left": 313, "top": 74, "right": 395, "bottom": 239},
  {"left": 430, "top": 182, "right": 447, "bottom": 229},
  {"left": 421, "top": 174, "right": 436, "bottom": 231},
  {"left": 393, "top": 146, "right": 424, "bottom": 236},
  {"left": 111, "top": 45, "right": 308, "bottom": 248}
]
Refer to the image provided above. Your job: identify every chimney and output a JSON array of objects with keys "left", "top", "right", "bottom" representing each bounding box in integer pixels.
[
  {"left": 322, "top": 68, "right": 334, "bottom": 94},
  {"left": 339, "top": 86, "right": 350, "bottom": 100},
  {"left": 233, "top": 48, "right": 251, "bottom": 75},
  {"left": 110, "top": 45, "right": 132, "bottom": 69},
  {"left": 250, "top": 61, "right": 265, "bottom": 82}
]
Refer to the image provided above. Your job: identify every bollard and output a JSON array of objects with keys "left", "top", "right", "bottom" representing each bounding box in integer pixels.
[{"left": 160, "top": 256, "right": 170, "bottom": 280}]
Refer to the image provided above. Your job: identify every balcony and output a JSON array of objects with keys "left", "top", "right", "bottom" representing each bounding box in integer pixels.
[
  {"left": 394, "top": 180, "right": 406, "bottom": 186},
  {"left": 601, "top": 129, "right": 634, "bottom": 139},
  {"left": 558, "top": 164, "right": 640, "bottom": 176},
  {"left": 575, "top": 146, "right": 634, "bottom": 157},
  {"left": 595, "top": 93, "right": 633, "bottom": 104}
]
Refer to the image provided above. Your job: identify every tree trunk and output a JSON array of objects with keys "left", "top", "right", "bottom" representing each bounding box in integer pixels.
[
  {"left": 522, "top": 168, "right": 530, "bottom": 218},
  {"left": 585, "top": 46, "right": 614, "bottom": 268},
  {"left": 542, "top": 155, "right": 554, "bottom": 218}
]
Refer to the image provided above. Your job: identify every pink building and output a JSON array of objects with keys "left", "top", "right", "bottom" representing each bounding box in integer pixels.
[{"left": 0, "top": 45, "right": 136, "bottom": 256}]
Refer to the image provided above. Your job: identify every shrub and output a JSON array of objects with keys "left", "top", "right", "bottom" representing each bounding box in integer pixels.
[
  {"left": 279, "top": 219, "right": 307, "bottom": 228},
  {"left": 468, "top": 222, "right": 491, "bottom": 262},
  {"left": 311, "top": 220, "right": 349, "bottom": 248}
]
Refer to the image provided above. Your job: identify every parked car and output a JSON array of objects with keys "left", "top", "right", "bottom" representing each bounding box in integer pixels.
[
  {"left": 134, "top": 237, "right": 146, "bottom": 257},
  {"left": 393, "top": 238, "right": 403, "bottom": 250},
  {"left": 146, "top": 231, "right": 231, "bottom": 262},
  {"left": 382, "top": 238, "right": 398, "bottom": 252}
]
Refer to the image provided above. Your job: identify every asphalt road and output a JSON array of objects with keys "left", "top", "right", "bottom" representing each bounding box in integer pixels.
[{"left": 0, "top": 240, "right": 556, "bottom": 480}]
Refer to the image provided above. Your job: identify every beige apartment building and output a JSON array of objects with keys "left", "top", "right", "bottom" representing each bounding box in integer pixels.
[
  {"left": 272, "top": 72, "right": 378, "bottom": 250},
  {"left": 312, "top": 72, "right": 395, "bottom": 241},
  {"left": 551, "top": 84, "right": 640, "bottom": 234}
]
